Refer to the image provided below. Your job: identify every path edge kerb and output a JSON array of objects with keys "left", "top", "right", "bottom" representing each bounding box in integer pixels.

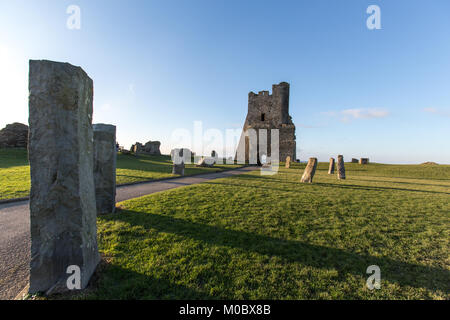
[{"left": 0, "top": 165, "right": 252, "bottom": 205}]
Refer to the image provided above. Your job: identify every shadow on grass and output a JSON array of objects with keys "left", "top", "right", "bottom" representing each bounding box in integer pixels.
[
  {"left": 102, "top": 211, "right": 450, "bottom": 294},
  {"left": 314, "top": 182, "right": 450, "bottom": 195},
  {"left": 227, "top": 174, "right": 450, "bottom": 195},
  {"left": 90, "top": 263, "right": 216, "bottom": 300},
  {"left": 347, "top": 178, "right": 450, "bottom": 189}
]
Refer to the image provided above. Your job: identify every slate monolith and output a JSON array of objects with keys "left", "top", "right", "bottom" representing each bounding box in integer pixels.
[
  {"left": 93, "top": 124, "right": 117, "bottom": 215},
  {"left": 337, "top": 155, "right": 346, "bottom": 180},
  {"left": 28, "top": 60, "right": 100, "bottom": 294},
  {"left": 328, "top": 158, "right": 335, "bottom": 174},
  {"left": 300, "top": 158, "right": 318, "bottom": 183}
]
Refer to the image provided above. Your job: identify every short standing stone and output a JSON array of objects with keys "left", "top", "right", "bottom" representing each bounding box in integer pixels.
[
  {"left": 28, "top": 60, "right": 100, "bottom": 294},
  {"left": 300, "top": 158, "right": 318, "bottom": 183},
  {"left": 93, "top": 124, "right": 117, "bottom": 215},
  {"left": 337, "top": 155, "right": 346, "bottom": 179},
  {"left": 359, "top": 158, "right": 369, "bottom": 165},
  {"left": 196, "top": 157, "right": 214, "bottom": 168},
  {"left": 285, "top": 156, "right": 291, "bottom": 168},
  {"left": 172, "top": 149, "right": 185, "bottom": 175},
  {"left": 328, "top": 158, "right": 335, "bottom": 174},
  {"left": 351, "top": 158, "right": 358, "bottom": 163}
]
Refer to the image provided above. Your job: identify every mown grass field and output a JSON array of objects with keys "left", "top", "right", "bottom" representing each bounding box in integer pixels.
[
  {"left": 0, "top": 148, "right": 242, "bottom": 200},
  {"left": 69, "top": 162, "right": 449, "bottom": 300}
]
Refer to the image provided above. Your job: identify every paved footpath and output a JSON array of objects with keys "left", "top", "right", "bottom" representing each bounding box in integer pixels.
[{"left": 0, "top": 166, "right": 258, "bottom": 300}]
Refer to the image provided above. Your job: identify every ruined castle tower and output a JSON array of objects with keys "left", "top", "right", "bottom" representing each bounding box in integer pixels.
[{"left": 236, "top": 82, "right": 296, "bottom": 163}]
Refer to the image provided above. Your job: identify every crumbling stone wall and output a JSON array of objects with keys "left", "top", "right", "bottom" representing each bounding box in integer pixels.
[{"left": 236, "top": 82, "right": 296, "bottom": 163}]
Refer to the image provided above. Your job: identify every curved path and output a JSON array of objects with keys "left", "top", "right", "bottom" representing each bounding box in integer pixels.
[{"left": 0, "top": 166, "right": 258, "bottom": 300}]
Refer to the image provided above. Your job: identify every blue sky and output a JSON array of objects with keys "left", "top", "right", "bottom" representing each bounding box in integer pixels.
[{"left": 0, "top": 0, "right": 449, "bottom": 163}]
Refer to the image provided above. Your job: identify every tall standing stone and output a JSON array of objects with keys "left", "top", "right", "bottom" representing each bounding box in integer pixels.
[
  {"left": 28, "top": 60, "right": 100, "bottom": 294},
  {"left": 328, "top": 158, "right": 335, "bottom": 174},
  {"left": 93, "top": 124, "right": 117, "bottom": 215},
  {"left": 300, "top": 158, "right": 318, "bottom": 183},
  {"left": 337, "top": 155, "right": 346, "bottom": 180},
  {"left": 285, "top": 156, "right": 291, "bottom": 168}
]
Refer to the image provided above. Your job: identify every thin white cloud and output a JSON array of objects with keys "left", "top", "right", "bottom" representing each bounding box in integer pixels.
[
  {"left": 322, "top": 108, "right": 389, "bottom": 122},
  {"left": 423, "top": 107, "right": 450, "bottom": 117}
]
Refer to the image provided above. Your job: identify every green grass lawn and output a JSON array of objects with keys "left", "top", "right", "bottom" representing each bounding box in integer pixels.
[
  {"left": 0, "top": 148, "right": 242, "bottom": 200},
  {"left": 74, "top": 162, "right": 449, "bottom": 300}
]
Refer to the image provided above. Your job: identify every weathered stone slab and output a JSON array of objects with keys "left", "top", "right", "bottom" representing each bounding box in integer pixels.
[
  {"left": 337, "top": 155, "right": 346, "bottom": 179},
  {"left": 285, "top": 156, "right": 291, "bottom": 168},
  {"left": 359, "top": 158, "right": 369, "bottom": 165},
  {"left": 300, "top": 158, "right": 318, "bottom": 183},
  {"left": 93, "top": 124, "right": 116, "bottom": 215},
  {"left": 28, "top": 60, "right": 100, "bottom": 294},
  {"left": 351, "top": 158, "right": 358, "bottom": 163},
  {"left": 172, "top": 149, "right": 185, "bottom": 175},
  {"left": 328, "top": 158, "right": 335, "bottom": 174}
]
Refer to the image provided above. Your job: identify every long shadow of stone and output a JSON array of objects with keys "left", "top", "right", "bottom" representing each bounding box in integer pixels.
[
  {"left": 347, "top": 178, "right": 450, "bottom": 189},
  {"left": 229, "top": 174, "right": 450, "bottom": 195},
  {"left": 104, "top": 211, "right": 450, "bottom": 293},
  {"left": 69, "top": 263, "right": 216, "bottom": 300},
  {"left": 314, "top": 182, "right": 450, "bottom": 195}
]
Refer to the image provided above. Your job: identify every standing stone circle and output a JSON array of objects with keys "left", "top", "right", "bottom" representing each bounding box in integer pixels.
[
  {"left": 28, "top": 60, "right": 100, "bottom": 294},
  {"left": 328, "top": 158, "right": 335, "bottom": 174},
  {"left": 285, "top": 156, "right": 291, "bottom": 168},
  {"left": 93, "top": 124, "right": 117, "bottom": 215},
  {"left": 300, "top": 158, "right": 318, "bottom": 183},
  {"left": 337, "top": 155, "right": 346, "bottom": 180}
]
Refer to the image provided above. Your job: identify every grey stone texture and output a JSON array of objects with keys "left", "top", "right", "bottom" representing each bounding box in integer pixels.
[
  {"left": 132, "top": 141, "right": 161, "bottom": 155},
  {"left": 172, "top": 149, "right": 186, "bottom": 175},
  {"left": 359, "top": 158, "right": 369, "bottom": 165},
  {"left": 285, "top": 156, "right": 291, "bottom": 168},
  {"left": 337, "top": 155, "right": 346, "bottom": 180},
  {"left": 0, "top": 122, "right": 29, "bottom": 148},
  {"left": 93, "top": 124, "right": 117, "bottom": 215},
  {"left": 351, "top": 158, "right": 358, "bottom": 163},
  {"left": 236, "top": 82, "right": 296, "bottom": 163},
  {"left": 28, "top": 60, "right": 100, "bottom": 294},
  {"left": 300, "top": 158, "right": 318, "bottom": 183},
  {"left": 328, "top": 158, "right": 335, "bottom": 174}
]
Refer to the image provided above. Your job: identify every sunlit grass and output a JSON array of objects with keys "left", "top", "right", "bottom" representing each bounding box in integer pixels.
[
  {"left": 0, "top": 148, "right": 242, "bottom": 200},
  {"left": 76, "top": 163, "right": 450, "bottom": 300}
]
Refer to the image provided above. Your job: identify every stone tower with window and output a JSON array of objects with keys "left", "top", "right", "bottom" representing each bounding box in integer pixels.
[{"left": 236, "top": 82, "right": 296, "bottom": 163}]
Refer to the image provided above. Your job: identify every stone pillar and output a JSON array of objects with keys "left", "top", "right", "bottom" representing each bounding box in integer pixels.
[
  {"left": 93, "top": 124, "right": 116, "bottom": 215},
  {"left": 172, "top": 149, "right": 185, "bottom": 175},
  {"left": 28, "top": 60, "right": 100, "bottom": 294},
  {"left": 328, "top": 158, "right": 335, "bottom": 174},
  {"left": 351, "top": 158, "right": 358, "bottom": 163},
  {"left": 300, "top": 158, "right": 318, "bottom": 183},
  {"left": 285, "top": 156, "right": 291, "bottom": 168},
  {"left": 337, "top": 155, "right": 346, "bottom": 180}
]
